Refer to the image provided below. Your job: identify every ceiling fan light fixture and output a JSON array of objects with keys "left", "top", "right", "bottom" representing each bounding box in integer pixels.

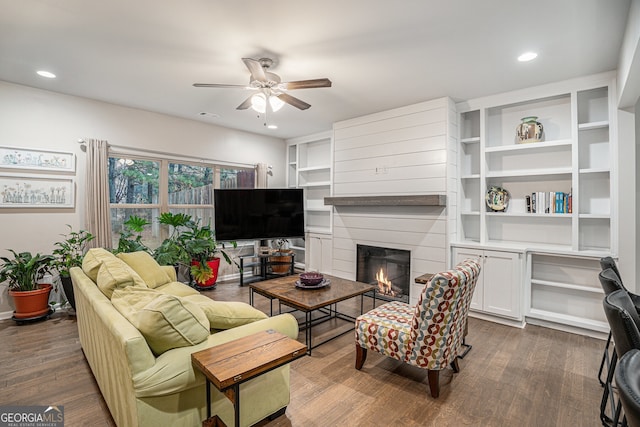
[
  {"left": 269, "top": 95, "right": 284, "bottom": 112},
  {"left": 250, "top": 93, "right": 267, "bottom": 113}
]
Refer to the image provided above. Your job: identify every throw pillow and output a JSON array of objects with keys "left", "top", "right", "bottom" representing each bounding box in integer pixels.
[
  {"left": 96, "top": 256, "right": 148, "bottom": 298},
  {"left": 117, "top": 251, "right": 172, "bottom": 289},
  {"left": 154, "top": 281, "right": 200, "bottom": 297},
  {"left": 111, "top": 287, "right": 210, "bottom": 356},
  {"left": 182, "top": 294, "right": 268, "bottom": 330},
  {"left": 82, "top": 247, "right": 118, "bottom": 282}
]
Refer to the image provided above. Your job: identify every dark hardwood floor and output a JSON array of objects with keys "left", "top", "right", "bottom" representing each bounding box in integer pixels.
[{"left": 0, "top": 280, "right": 605, "bottom": 426}]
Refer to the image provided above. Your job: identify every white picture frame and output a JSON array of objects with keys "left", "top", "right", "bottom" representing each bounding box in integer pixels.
[
  {"left": 0, "top": 175, "right": 75, "bottom": 208},
  {"left": 0, "top": 146, "right": 76, "bottom": 173}
]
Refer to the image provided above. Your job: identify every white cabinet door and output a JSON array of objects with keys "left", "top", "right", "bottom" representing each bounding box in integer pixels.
[
  {"left": 452, "top": 246, "right": 522, "bottom": 320},
  {"left": 306, "top": 233, "right": 332, "bottom": 273},
  {"left": 483, "top": 250, "right": 521, "bottom": 319},
  {"left": 453, "top": 248, "right": 484, "bottom": 311}
]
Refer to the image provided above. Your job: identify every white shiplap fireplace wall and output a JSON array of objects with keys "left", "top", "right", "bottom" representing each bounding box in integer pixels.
[{"left": 330, "top": 97, "right": 458, "bottom": 305}]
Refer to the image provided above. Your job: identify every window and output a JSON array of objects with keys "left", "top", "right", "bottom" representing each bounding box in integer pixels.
[{"left": 108, "top": 155, "right": 254, "bottom": 249}]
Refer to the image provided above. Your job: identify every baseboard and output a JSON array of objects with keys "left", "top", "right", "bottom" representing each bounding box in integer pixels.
[
  {"left": 468, "top": 311, "right": 526, "bottom": 328},
  {"left": 525, "top": 316, "right": 608, "bottom": 340}
]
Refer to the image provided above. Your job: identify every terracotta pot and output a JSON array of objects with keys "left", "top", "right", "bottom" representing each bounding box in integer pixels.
[
  {"left": 9, "top": 283, "right": 53, "bottom": 319},
  {"left": 270, "top": 250, "right": 293, "bottom": 274},
  {"left": 190, "top": 257, "right": 221, "bottom": 288}
]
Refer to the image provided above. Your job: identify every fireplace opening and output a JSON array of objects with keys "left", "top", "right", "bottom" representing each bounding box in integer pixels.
[{"left": 356, "top": 244, "right": 410, "bottom": 303}]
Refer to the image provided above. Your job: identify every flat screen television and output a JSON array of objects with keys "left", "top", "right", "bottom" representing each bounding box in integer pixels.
[{"left": 213, "top": 188, "right": 305, "bottom": 241}]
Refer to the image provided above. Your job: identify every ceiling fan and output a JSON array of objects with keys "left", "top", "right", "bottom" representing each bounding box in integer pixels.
[{"left": 193, "top": 58, "right": 331, "bottom": 112}]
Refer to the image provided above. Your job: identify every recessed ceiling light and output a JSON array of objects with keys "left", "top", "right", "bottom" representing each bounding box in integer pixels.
[
  {"left": 36, "top": 70, "right": 56, "bottom": 78},
  {"left": 267, "top": 124, "right": 278, "bottom": 130},
  {"left": 518, "top": 52, "right": 538, "bottom": 62}
]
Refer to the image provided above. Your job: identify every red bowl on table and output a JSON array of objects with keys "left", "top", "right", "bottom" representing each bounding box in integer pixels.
[{"left": 299, "top": 272, "right": 324, "bottom": 286}]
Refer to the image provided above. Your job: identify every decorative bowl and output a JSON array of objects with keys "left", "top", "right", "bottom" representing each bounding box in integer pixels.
[
  {"left": 299, "top": 272, "right": 324, "bottom": 285},
  {"left": 486, "top": 186, "right": 510, "bottom": 212}
]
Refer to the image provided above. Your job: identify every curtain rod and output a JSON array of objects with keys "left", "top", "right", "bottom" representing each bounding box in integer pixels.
[{"left": 104, "top": 142, "right": 255, "bottom": 169}]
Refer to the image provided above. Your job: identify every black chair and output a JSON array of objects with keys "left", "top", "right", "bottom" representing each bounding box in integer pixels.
[
  {"left": 598, "top": 261, "right": 640, "bottom": 388},
  {"left": 601, "top": 257, "right": 623, "bottom": 285},
  {"left": 598, "top": 258, "right": 628, "bottom": 388},
  {"left": 603, "top": 290, "right": 640, "bottom": 426},
  {"left": 616, "top": 349, "right": 640, "bottom": 427}
]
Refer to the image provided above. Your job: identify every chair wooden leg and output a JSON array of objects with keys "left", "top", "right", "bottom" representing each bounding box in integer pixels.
[
  {"left": 428, "top": 370, "right": 440, "bottom": 398},
  {"left": 451, "top": 358, "right": 460, "bottom": 373},
  {"left": 355, "top": 345, "right": 367, "bottom": 370}
]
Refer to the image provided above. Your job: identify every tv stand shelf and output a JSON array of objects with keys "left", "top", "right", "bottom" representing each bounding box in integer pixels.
[{"left": 239, "top": 253, "right": 296, "bottom": 287}]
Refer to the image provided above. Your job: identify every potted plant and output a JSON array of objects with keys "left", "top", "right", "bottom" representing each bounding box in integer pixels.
[
  {"left": 270, "top": 239, "right": 294, "bottom": 274},
  {"left": 51, "top": 225, "right": 95, "bottom": 310},
  {"left": 179, "top": 217, "right": 237, "bottom": 289},
  {"left": 0, "top": 250, "right": 55, "bottom": 321},
  {"left": 114, "top": 215, "right": 151, "bottom": 254},
  {"left": 153, "top": 212, "right": 192, "bottom": 267}
]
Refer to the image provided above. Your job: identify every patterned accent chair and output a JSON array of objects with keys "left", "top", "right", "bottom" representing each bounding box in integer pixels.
[{"left": 355, "top": 258, "right": 481, "bottom": 398}]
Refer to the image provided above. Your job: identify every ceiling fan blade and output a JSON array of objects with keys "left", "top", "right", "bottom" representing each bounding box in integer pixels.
[
  {"left": 242, "top": 58, "right": 267, "bottom": 82},
  {"left": 193, "top": 83, "right": 251, "bottom": 89},
  {"left": 282, "top": 78, "right": 332, "bottom": 90},
  {"left": 236, "top": 95, "right": 254, "bottom": 110},
  {"left": 277, "top": 93, "right": 311, "bottom": 110}
]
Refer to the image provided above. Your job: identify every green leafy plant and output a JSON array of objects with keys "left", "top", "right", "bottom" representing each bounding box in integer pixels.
[
  {"left": 114, "top": 215, "right": 151, "bottom": 254},
  {"left": 179, "top": 218, "right": 237, "bottom": 284},
  {"left": 0, "top": 250, "right": 55, "bottom": 291},
  {"left": 153, "top": 212, "right": 192, "bottom": 266},
  {"left": 51, "top": 225, "right": 95, "bottom": 278}
]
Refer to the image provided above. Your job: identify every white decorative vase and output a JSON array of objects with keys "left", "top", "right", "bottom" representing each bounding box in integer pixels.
[{"left": 516, "top": 116, "right": 544, "bottom": 143}]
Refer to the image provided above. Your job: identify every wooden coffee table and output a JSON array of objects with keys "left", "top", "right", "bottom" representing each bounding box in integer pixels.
[
  {"left": 191, "top": 329, "right": 306, "bottom": 427},
  {"left": 249, "top": 274, "right": 376, "bottom": 355}
]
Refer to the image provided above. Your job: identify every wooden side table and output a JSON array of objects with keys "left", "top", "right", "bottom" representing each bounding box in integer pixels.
[{"left": 191, "top": 329, "right": 306, "bottom": 427}]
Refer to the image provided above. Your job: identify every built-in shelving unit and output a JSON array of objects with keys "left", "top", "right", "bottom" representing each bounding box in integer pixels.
[
  {"left": 287, "top": 131, "right": 333, "bottom": 234},
  {"left": 286, "top": 131, "right": 334, "bottom": 269},
  {"left": 455, "top": 72, "right": 617, "bottom": 335}
]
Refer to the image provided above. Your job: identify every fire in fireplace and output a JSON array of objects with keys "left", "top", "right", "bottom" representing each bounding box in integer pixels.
[{"left": 356, "top": 244, "right": 410, "bottom": 303}]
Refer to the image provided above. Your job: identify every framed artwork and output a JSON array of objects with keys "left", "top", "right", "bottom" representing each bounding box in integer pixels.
[
  {"left": 0, "top": 146, "right": 76, "bottom": 172},
  {"left": 0, "top": 175, "right": 75, "bottom": 208}
]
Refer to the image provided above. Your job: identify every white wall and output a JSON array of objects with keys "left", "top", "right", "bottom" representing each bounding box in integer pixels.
[
  {"left": 636, "top": 96, "right": 640, "bottom": 291},
  {"left": 618, "top": 0, "right": 640, "bottom": 109},
  {"left": 618, "top": 108, "right": 636, "bottom": 289},
  {"left": 0, "top": 80, "right": 285, "bottom": 316}
]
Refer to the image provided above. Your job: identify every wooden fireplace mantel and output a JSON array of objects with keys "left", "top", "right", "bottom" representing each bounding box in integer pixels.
[{"left": 324, "top": 195, "right": 446, "bottom": 207}]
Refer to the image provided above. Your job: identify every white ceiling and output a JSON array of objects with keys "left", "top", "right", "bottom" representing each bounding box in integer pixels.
[{"left": 0, "top": 0, "right": 632, "bottom": 139}]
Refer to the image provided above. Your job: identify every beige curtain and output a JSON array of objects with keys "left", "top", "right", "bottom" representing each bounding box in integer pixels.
[
  {"left": 256, "top": 163, "right": 269, "bottom": 188},
  {"left": 84, "top": 139, "right": 112, "bottom": 248}
]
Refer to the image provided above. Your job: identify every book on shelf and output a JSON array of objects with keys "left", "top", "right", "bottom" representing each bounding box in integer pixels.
[{"left": 528, "top": 191, "right": 572, "bottom": 214}]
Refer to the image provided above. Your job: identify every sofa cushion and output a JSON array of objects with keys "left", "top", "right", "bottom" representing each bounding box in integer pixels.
[
  {"left": 82, "top": 247, "right": 118, "bottom": 282},
  {"left": 155, "top": 281, "right": 200, "bottom": 297},
  {"left": 96, "top": 256, "right": 148, "bottom": 299},
  {"left": 111, "top": 287, "right": 210, "bottom": 356},
  {"left": 182, "top": 294, "right": 268, "bottom": 330},
  {"left": 117, "top": 251, "right": 172, "bottom": 289}
]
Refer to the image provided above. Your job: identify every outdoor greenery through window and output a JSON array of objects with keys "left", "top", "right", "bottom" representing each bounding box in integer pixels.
[{"left": 108, "top": 155, "right": 254, "bottom": 249}]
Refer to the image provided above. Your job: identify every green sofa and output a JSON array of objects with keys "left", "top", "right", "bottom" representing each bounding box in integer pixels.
[{"left": 70, "top": 250, "right": 298, "bottom": 427}]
